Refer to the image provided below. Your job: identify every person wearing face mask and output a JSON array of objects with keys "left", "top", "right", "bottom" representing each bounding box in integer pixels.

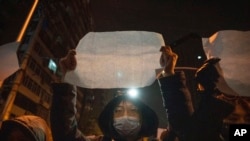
[
  {"left": 157, "top": 46, "right": 235, "bottom": 141},
  {"left": 98, "top": 93, "right": 158, "bottom": 141},
  {"left": 50, "top": 49, "right": 158, "bottom": 141}
]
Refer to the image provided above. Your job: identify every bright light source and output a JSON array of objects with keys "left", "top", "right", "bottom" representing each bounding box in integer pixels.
[
  {"left": 197, "top": 55, "right": 202, "bottom": 60},
  {"left": 127, "top": 89, "right": 138, "bottom": 98}
]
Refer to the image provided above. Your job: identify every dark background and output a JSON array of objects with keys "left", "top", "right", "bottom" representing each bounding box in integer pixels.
[
  {"left": 88, "top": 0, "right": 250, "bottom": 127},
  {"left": 90, "top": 0, "right": 250, "bottom": 43}
]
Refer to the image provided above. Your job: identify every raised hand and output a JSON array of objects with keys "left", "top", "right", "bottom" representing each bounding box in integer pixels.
[
  {"left": 59, "top": 49, "right": 77, "bottom": 76},
  {"left": 159, "top": 45, "right": 178, "bottom": 76}
]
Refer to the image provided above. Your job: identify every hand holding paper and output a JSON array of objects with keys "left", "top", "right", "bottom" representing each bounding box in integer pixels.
[
  {"left": 159, "top": 45, "right": 178, "bottom": 77},
  {"left": 202, "top": 30, "right": 250, "bottom": 96},
  {"left": 59, "top": 49, "right": 77, "bottom": 76}
]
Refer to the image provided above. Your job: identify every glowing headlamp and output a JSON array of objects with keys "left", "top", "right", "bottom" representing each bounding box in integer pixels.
[{"left": 116, "top": 88, "right": 139, "bottom": 99}]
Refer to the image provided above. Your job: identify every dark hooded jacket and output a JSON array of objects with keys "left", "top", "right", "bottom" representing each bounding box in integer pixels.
[
  {"left": 0, "top": 115, "right": 52, "bottom": 141},
  {"left": 50, "top": 83, "right": 158, "bottom": 141},
  {"left": 98, "top": 95, "right": 159, "bottom": 141}
]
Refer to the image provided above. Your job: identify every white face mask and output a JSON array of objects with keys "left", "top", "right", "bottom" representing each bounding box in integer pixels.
[{"left": 113, "top": 116, "right": 141, "bottom": 137}]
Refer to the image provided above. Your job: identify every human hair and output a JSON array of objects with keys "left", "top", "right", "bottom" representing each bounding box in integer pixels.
[
  {"left": 223, "top": 96, "right": 250, "bottom": 124},
  {"left": 98, "top": 95, "right": 158, "bottom": 140}
]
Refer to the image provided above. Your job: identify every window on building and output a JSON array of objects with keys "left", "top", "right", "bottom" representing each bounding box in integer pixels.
[{"left": 14, "top": 92, "right": 37, "bottom": 114}]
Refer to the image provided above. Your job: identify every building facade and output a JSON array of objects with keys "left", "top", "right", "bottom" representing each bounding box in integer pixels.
[{"left": 0, "top": 0, "right": 93, "bottom": 125}]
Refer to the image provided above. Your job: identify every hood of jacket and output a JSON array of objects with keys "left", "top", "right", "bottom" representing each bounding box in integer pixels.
[
  {"left": 0, "top": 115, "right": 52, "bottom": 141},
  {"left": 98, "top": 95, "right": 159, "bottom": 140}
]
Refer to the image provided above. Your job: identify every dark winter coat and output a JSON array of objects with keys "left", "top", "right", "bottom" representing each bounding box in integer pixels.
[
  {"left": 50, "top": 83, "right": 159, "bottom": 141},
  {"left": 158, "top": 71, "right": 234, "bottom": 141}
]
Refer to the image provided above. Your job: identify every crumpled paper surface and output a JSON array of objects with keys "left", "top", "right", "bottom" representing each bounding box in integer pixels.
[
  {"left": 202, "top": 30, "right": 250, "bottom": 96},
  {"left": 65, "top": 31, "right": 164, "bottom": 88}
]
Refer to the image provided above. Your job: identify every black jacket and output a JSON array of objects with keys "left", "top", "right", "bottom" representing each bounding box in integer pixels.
[
  {"left": 50, "top": 83, "right": 159, "bottom": 141},
  {"left": 158, "top": 71, "right": 234, "bottom": 141}
]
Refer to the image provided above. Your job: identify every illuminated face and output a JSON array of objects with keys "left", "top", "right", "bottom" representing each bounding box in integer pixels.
[
  {"left": 113, "top": 100, "right": 140, "bottom": 120},
  {"left": 7, "top": 128, "right": 33, "bottom": 141},
  {"left": 224, "top": 103, "right": 250, "bottom": 124}
]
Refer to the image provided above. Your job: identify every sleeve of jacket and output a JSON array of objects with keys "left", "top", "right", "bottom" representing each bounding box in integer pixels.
[
  {"left": 157, "top": 71, "right": 194, "bottom": 128},
  {"left": 50, "top": 83, "right": 89, "bottom": 141}
]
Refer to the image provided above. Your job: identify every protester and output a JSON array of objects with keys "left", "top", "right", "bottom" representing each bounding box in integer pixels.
[
  {"left": 221, "top": 95, "right": 250, "bottom": 141},
  {"left": 50, "top": 49, "right": 159, "bottom": 141},
  {"left": 98, "top": 93, "right": 158, "bottom": 141},
  {"left": 157, "top": 45, "right": 234, "bottom": 141},
  {"left": 222, "top": 96, "right": 250, "bottom": 124},
  {"left": 0, "top": 115, "right": 52, "bottom": 141}
]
